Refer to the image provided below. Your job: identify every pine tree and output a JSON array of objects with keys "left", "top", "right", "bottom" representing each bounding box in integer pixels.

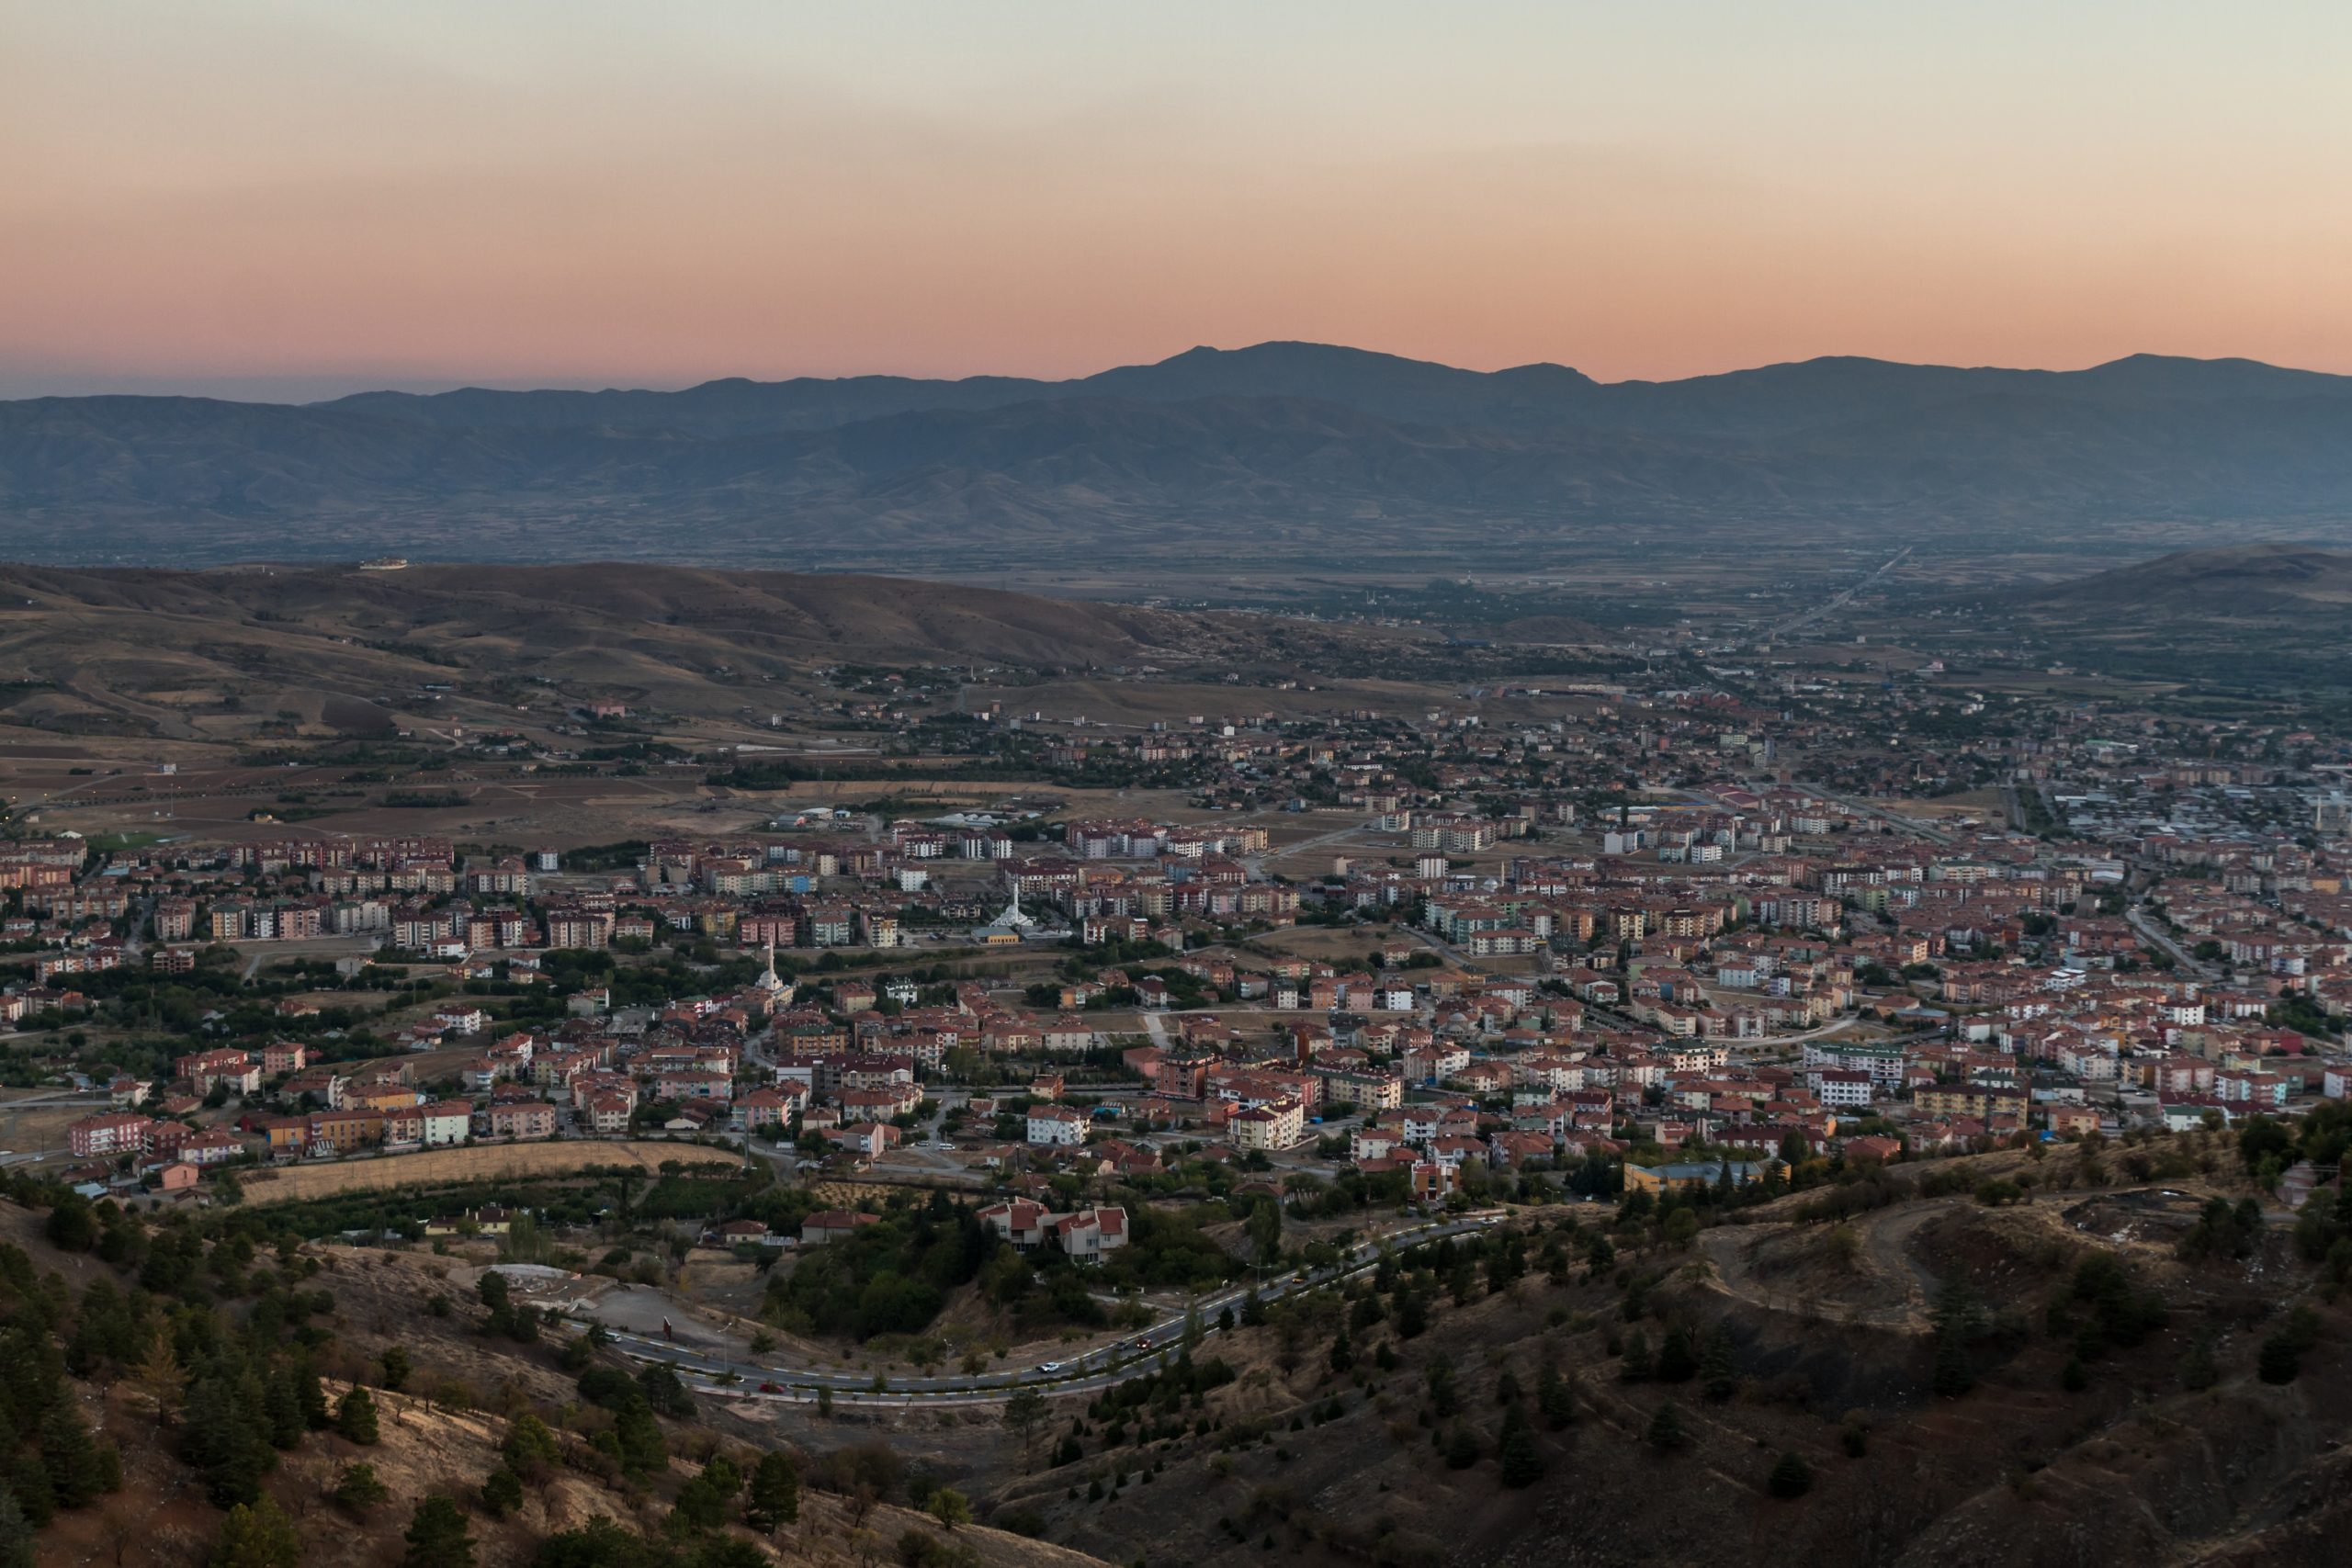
[
  {"left": 40, "top": 1402, "right": 104, "bottom": 1508},
  {"left": 613, "top": 1400, "right": 666, "bottom": 1478},
  {"left": 1329, "top": 1325, "right": 1353, "bottom": 1373},
  {"left": 638, "top": 1364, "right": 693, "bottom": 1416},
  {"left": 132, "top": 1325, "right": 187, "bottom": 1420},
  {"left": 333, "top": 1461, "right": 390, "bottom": 1514},
  {"left": 668, "top": 1471, "right": 731, "bottom": 1535},
  {"left": 1497, "top": 1404, "right": 1544, "bottom": 1488},
  {"left": 745, "top": 1449, "right": 800, "bottom": 1534},
  {"left": 1619, "top": 1329, "right": 1652, "bottom": 1382},
  {"left": 1645, "top": 1402, "right": 1686, "bottom": 1451},
  {"left": 209, "top": 1496, "right": 300, "bottom": 1568},
  {"left": 502, "top": 1413, "right": 561, "bottom": 1483},
  {"left": 335, "top": 1386, "right": 380, "bottom": 1445},
  {"left": 1655, "top": 1325, "right": 1696, "bottom": 1383},
  {"left": 1700, "top": 1325, "right": 1737, "bottom": 1403},
  {"left": 294, "top": 1360, "right": 331, "bottom": 1430},
  {"left": 261, "top": 1366, "right": 305, "bottom": 1450},
  {"left": 2061, "top": 1356, "right": 2088, "bottom": 1393},
  {"left": 1767, "top": 1451, "right": 1813, "bottom": 1499},
  {"left": 45, "top": 1198, "right": 95, "bottom": 1254},
  {"left": 1931, "top": 1331, "right": 1975, "bottom": 1399},
  {"left": 181, "top": 1374, "right": 276, "bottom": 1508},
  {"left": 401, "top": 1496, "right": 475, "bottom": 1568},
  {"left": 1442, "top": 1427, "right": 1480, "bottom": 1470},
  {"left": 0, "top": 1491, "right": 32, "bottom": 1568},
  {"left": 481, "top": 1467, "right": 525, "bottom": 1518},
  {"left": 7, "top": 1450, "right": 54, "bottom": 1527},
  {"left": 2257, "top": 1334, "right": 2301, "bottom": 1384},
  {"left": 1536, "top": 1366, "right": 1576, "bottom": 1429}
]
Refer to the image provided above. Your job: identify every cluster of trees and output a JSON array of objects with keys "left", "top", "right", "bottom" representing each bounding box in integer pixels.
[
  {"left": 0, "top": 1125, "right": 861, "bottom": 1568},
  {"left": 764, "top": 1190, "right": 1250, "bottom": 1343},
  {"left": 1617, "top": 1320, "right": 1740, "bottom": 1403},
  {"left": 0, "top": 1177, "right": 410, "bottom": 1562},
  {"left": 761, "top": 1197, "right": 980, "bottom": 1339},
  {"left": 2241, "top": 1104, "right": 2352, "bottom": 1195},
  {"left": 2049, "top": 1254, "right": 2168, "bottom": 1388},
  {"left": 0, "top": 1249, "right": 125, "bottom": 1533}
]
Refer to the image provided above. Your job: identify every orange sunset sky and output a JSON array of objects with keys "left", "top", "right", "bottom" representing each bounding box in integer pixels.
[{"left": 4, "top": 1, "right": 2348, "bottom": 401}]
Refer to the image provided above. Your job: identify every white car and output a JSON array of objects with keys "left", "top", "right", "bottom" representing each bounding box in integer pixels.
[{"left": 1037, "top": 1360, "right": 1064, "bottom": 1374}]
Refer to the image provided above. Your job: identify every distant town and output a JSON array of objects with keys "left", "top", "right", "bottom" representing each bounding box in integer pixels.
[{"left": 15, "top": 659, "right": 2345, "bottom": 1223}]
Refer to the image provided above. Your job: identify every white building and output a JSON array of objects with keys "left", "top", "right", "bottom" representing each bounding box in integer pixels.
[{"left": 1025, "top": 1104, "right": 1091, "bottom": 1146}]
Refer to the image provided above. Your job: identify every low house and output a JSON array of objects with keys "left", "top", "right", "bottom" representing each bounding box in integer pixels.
[
  {"left": 977, "top": 1199, "right": 1052, "bottom": 1251},
  {"left": 800, "top": 1210, "right": 880, "bottom": 1247},
  {"left": 819, "top": 1122, "right": 899, "bottom": 1160},
  {"left": 424, "top": 1206, "right": 512, "bottom": 1236},
  {"left": 1054, "top": 1205, "right": 1129, "bottom": 1265}
]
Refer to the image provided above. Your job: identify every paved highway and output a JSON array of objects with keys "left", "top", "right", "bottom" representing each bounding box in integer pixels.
[
  {"left": 1759, "top": 547, "right": 1912, "bottom": 645},
  {"left": 584, "top": 1210, "right": 1508, "bottom": 1408}
]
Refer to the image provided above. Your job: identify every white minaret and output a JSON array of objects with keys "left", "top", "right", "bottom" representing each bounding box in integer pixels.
[{"left": 755, "top": 939, "right": 789, "bottom": 999}]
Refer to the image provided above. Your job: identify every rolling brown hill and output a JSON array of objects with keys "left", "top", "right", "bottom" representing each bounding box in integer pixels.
[
  {"left": 0, "top": 561, "right": 1399, "bottom": 745},
  {"left": 2020, "top": 543, "right": 2352, "bottom": 615},
  {"left": 0, "top": 561, "right": 1216, "bottom": 665}
]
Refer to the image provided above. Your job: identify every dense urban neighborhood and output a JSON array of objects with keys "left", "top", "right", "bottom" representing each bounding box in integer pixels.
[
  {"left": 0, "top": 574, "right": 2349, "bottom": 1568},
  {"left": 12, "top": 663, "right": 2352, "bottom": 1217}
]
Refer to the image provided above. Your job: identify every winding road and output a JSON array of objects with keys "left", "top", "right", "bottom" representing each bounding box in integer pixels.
[{"left": 584, "top": 1210, "right": 1508, "bottom": 1408}]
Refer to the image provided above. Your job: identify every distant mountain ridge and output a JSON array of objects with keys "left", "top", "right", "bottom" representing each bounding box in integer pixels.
[
  {"left": 318, "top": 342, "right": 2352, "bottom": 440},
  {"left": 6, "top": 342, "right": 2352, "bottom": 570}
]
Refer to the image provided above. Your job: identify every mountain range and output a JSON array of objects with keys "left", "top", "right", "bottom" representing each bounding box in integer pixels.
[{"left": 6, "top": 342, "right": 2352, "bottom": 572}]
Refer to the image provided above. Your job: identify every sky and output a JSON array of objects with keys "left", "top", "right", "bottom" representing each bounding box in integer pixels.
[{"left": 4, "top": 1, "right": 2349, "bottom": 401}]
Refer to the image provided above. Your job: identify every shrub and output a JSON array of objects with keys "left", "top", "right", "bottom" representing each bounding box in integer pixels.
[
  {"left": 1767, "top": 1451, "right": 1812, "bottom": 1499},
  {"left": 333, "top": 1462, "right": 390, "bottom": 1514}
]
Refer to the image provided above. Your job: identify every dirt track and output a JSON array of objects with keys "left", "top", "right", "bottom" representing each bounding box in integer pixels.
[{"left": 1697, "top": 1197, "right": 1965, "bottom": 1332}]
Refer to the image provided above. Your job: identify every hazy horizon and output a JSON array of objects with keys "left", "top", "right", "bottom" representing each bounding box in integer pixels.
[
  {"left": 11, "top": 340, "right": 2350, "bottom": 410},
  {"left": 6, "top": 2, "right": 2349, "bottom": 402}
]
